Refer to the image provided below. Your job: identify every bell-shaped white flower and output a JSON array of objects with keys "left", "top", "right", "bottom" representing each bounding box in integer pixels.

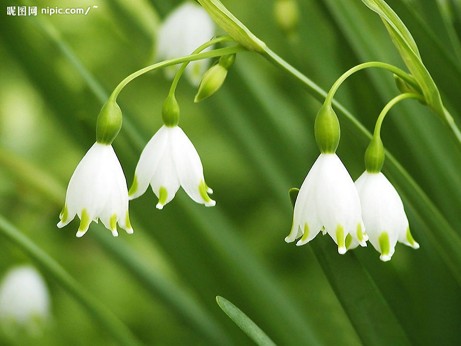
[
  {"left": 129, "top": 125, "right": 215, "bottom": 209},
  {"left": 0, "top": 266, "right": 50, "bottom": 335},
  {"left": 57, "top": 142, "right": 133, "bottom": 237},
  {"left": 286, "top": 153, "right": 367, "bottom": 254},
  {"left": 355, "top": 171, "right": 419, "bottom": 261},
  {"left": 156, "top": 2, "right": 215, "bottom": 86}
]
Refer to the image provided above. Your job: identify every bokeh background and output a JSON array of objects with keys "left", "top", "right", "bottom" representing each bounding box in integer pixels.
[{"left": 1, "top": 0, "right": 461, "bottom": 345}]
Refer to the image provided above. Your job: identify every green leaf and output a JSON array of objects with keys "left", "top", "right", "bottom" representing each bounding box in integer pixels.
[
  {"left": 216, "top": 296, "right": 276, "bottom": 346},
  {"left": 312, "top": 238, "right": 411, "bottom": 346},
  {"left": 361, "top": 0, "right": 444, "bottom": 115}
]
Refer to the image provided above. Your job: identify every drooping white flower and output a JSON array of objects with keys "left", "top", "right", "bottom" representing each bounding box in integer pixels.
[
  {"left": 0, "top": 266, "right": 50, "bottom": 335},
  {"left": 156, "top": 2, "right": 215, "bottom": 86},
  {"left": 286, "top": 153, "right": 367, "bottom": 254},
  {"left": 355, "top": 171, "right": 419, "bottom": 261},
  {"left": 57, "top": 142, "right": 133, "bottom": 237},
  {"left": 129, "top": 125, "right": 215, "bottom": 209}
]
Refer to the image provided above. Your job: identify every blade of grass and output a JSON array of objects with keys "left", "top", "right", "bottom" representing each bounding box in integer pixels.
[{"left": 216, "top": 296, "right": 276, "bottom": 346}]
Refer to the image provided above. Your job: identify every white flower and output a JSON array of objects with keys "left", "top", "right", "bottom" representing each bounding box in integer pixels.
[
  {"left": 156, "top": 2, "right": 215, "bottom": 86},
  {"left": 285, "top": 153, "right": 367, "bottom": 254},
  {"left": 355, "top": 171, "right": 419, "bottom": 261},
  {"left": 57, "top": 142, "right": 133, "bottom": 237},
  {"left": 129, "top": 125, "right": 215, "bottom": 209},
  {"left": 0, "top": 266, "right": 50, "bottom": 335}
]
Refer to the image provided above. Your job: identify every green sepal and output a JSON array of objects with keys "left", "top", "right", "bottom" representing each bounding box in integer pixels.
[
  {"left": 96, "top": 99, "right": 122, "bottom": 144},
  {"left": 288, "top": 188, "right": 299, "bottom": 208},
  {"left": 162, "top": 94, "right": 180, "bottom": 127},
  {"left": 365, "top": 136, "right": 385, "bottom": 173},
  {"left": 314, "top": 104, "right": 340, "bottom": 153}
]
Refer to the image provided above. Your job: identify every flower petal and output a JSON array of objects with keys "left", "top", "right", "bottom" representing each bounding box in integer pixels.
[
  {"left": 130, "top": 126, "right": 169, "bottom": 200},
  {"left": 170, "top": 126, "right": 215, "bottom": 206}
]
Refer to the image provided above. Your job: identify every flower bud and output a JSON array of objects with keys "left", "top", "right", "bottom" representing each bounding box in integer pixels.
[
  {"left": 162, "top": 94, "right": 180, "bottom": 127},
  {"left": 194, "top": 55, "right": 235, "bottom": 103},
  {"left": 96, "top": 99, "right": 122, "bottom": 144},
  {"left": 274, "top": 0, "right": 299, "bottom": 35},
  {"left": 314, "top": 104, "right": 340, "bottom": 153},
  {"left": 364, "top": 136, "right": 385, "bottom": 173}
]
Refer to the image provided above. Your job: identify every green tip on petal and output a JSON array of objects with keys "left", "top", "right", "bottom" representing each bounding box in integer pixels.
[
  {"left": 125, "top": 212, "right": 134, "bottom": 234},
  {"left": 128, "top": 176, "right": 139, "bottom": 198},
  {"left": 356, "top": 223, "right": 368, "bottom": 247},
  {"left": 406, "top": 227, "right": 420, "bottom": 249},
  {"left": 379, "top": 232, "right": 392, "bottom": 261},
  {"left": 345, "top": 233, "right": 353, "bottom": 249},
  {"left": 199, "top": 181, "right": 216, "bottom": 206},
  {"left": 109, "top": 214, "right": 118, "bottom": 237},
  {"left": 296, "top": 223, "right": 310, "bottom": 246},
  {"left": 60, "top": 205, "right": 69, "bottom": 223},
  {"left": 156, "top": 187, "right": 168, "bottom": 210},
  {"left": 76, "top": 209, "right": 91, "bottom": 238},
  {"left": 336, "top": 225, "right": 347, "bottom": 254}
]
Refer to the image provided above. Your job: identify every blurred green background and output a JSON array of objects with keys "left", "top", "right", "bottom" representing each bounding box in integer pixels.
[{"left": 1, "top": 0, "right": 461, "bottom": 345}]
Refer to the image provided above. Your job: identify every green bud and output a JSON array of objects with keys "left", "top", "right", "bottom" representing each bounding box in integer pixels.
[
  {"left": 393, "top": 74, "right": 421, "bottom": 97},
  {"left": 194, "top": 64, "right": 227, "bottom": 103},
  {"left": 274, "top": 0, "right": 299, "bottom": 35},
  {"left": 314, "top": 104, "right": 340, "bottom": 153},
  {"left": 195, "top": 55, "right": 235, "bottom": 102},
  {"left": 162, "top": 94, "right": 180, "bottom": 127},
  {"left": 364, "top": 136, "right": 385, "bottom": 173},
  {"left": 96, "top": 99, "right": 122, "bottom": 144}
]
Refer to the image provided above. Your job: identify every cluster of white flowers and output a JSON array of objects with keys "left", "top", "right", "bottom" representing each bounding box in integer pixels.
[
  {"left": 58, "top": 3, "right": 216, "bottom": 238},
  {"left": 57, "top": 2, "right": 419, "bottom": 262},
  {"left": 286, "top": 154, "right": 419, "bottom": 261}
]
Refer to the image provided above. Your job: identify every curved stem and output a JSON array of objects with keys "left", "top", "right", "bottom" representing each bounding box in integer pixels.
[
  {"left": 0, "top": 215, "right": 142, "bottom": 346},
  {"left": 111, "top": 45, "right": 245, "bottom": 100},
  {"left": 168, "top": 35, "right": 234, "bottom": 97},
  {"left": 324, "top": 61, "right": 418, "bottom": 105},
  {"left": 373, "top": 93, "right": 425, "bottom": 138}
]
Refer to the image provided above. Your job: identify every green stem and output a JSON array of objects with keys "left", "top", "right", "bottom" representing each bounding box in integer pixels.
[
  {"left": 111, "top": 45, "right": 244, "bottom": 100},
  {"left": 324, "top": 61, "right": 418, "bottom": 105},
  {"left": 0, "top": 216, "right": 143, "bottom": 346},
  {"left": 373, "top": 93, "right": 424, "bottom": 137},
  {"left": 168, "top": 35, "right": 234, "bottom": 97}
]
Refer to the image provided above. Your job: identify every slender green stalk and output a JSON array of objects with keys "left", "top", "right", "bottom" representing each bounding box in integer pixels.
[
  {"left": 323, "top": 61, "right": 419, "bottom": 105},
  {"left": 111, "top": 46, "right": 244, "bottom": 99},
  {"left": 373, "top": 93, "right": 424, "bottom": 137},
  {"left": 168, "top": 35, "right": 234, "bottom": 97},
  {"left": 0, "top": 216, "right": 143, "bottom": 346}
]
